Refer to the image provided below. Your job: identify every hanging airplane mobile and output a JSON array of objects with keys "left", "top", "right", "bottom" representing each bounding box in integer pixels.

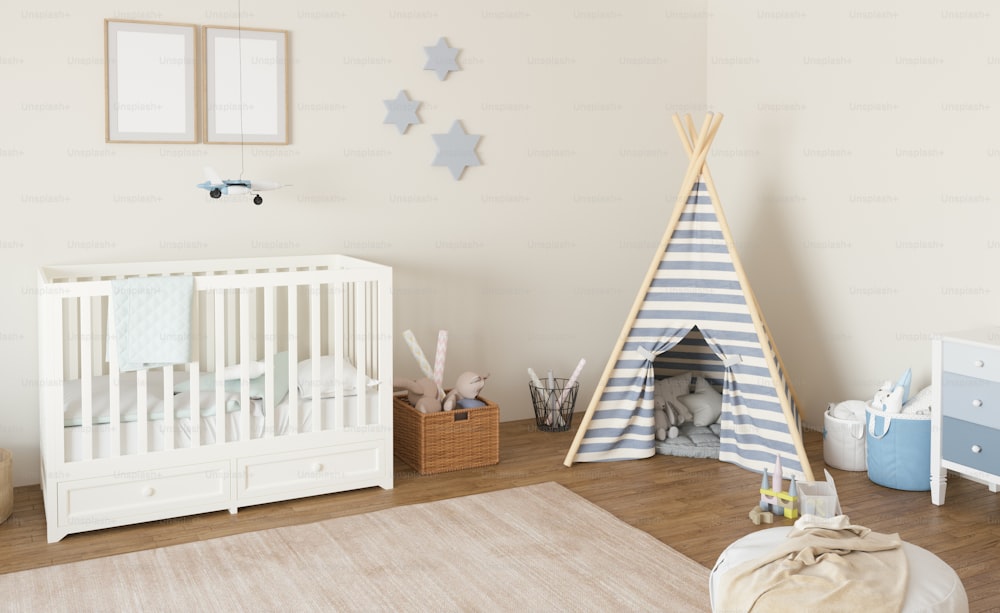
[{"left": 197, "top": 167, "right": 285, "bottom": 205}]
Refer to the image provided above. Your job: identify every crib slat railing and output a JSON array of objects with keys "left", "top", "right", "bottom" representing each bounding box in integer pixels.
[
  {"left": 66, "top": 298, "right": 79, "bottom": 386},
  {"left": 161, "top": 365, "right": 174, "bottom": 452},
  {"left": 309, "top": 283, "right": 322, "bottom": 433},
  {"left": 39, "top": 290, "right": 65, "bottom": 466},
  {"left": 226, "top": 286, "right": 238, "bottom": 374},
  {"left": 65, "top": 265, "right": 392, "bottom": 457},
  {"left": 78, "top": 297, "right": 94, "bottom": 462},
  {"left": 90, "top": 296, "right": 105, "bottom": 378},
  {"left": 130, "top": 275, "right": 148, "bottom": 456},
  {"left": 286, "top": 284, "right": 299, "bottom": 435},
  {"left": 188, "top": 284, "right": 201, "bottom": 449},
  {"left": 136, "top": 368, "right": 148, "bottom": 455},
  {"left": 214, "top": 288, "right": 227, "bottom": 447},
  {"left": 262, "top": 285, "right": 276, "bottom": 439},
  {"left": 106, "top": 306, "right": 123, "bottom": 461},
  {"left": 354, "top": 284, "right": 368, "bottom": 427},
  {"left": 331, "top": 283, "right": 345, "bottom": 430},
  {"left": 239, "top": 287, "right": 252, "bottom": 442},
  {"left": 42, "top": 256, "right": 394, "bottom": 472}
]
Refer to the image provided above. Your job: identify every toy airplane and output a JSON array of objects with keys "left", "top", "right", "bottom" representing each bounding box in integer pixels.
[{"left": 196, "top": 167, "right": 284, "bottom": 205}]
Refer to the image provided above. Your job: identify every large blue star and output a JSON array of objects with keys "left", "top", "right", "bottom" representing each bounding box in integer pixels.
[
  {"left": 431, "top": 120, "right": 481, "bottom": 180},
  {"left": 383, "top": 90, "right": 421, "bottom": 134},
  {"left": 423, "top": 37, "right": 460, "bottom": 81}
]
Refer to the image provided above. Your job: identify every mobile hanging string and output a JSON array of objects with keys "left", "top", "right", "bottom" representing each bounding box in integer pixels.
[{"left": 237, "top": 0, "right": 245, "bottom": 181}]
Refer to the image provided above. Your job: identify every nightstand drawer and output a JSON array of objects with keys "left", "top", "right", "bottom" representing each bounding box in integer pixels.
[
  {"left": 942, "top": 341, "right": 1000, "bottom": 382},
  {"left": 942, "top": 417, "right": 1000, "bottom": 474},
  {"left": 941, "top": 372, "right": 1000, "bottom": 429}
]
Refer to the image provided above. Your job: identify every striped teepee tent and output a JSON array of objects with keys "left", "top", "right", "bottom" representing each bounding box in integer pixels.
[{"left": 564, "top": 113, "right": 814, "bottom": 481}]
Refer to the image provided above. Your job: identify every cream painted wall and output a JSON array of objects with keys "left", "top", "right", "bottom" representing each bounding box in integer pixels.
[
  {"left": 706, "top": 2, "right": 1000, "bottom": 430},
  {"left": 13, "top": 2, "right": 989, "bottom": 490},
  {"left": 1, "top": 1, "right": 707, "bottom": 485}
]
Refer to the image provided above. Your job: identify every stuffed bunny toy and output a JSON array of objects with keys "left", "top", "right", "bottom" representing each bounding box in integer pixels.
[
  {"left": 393, "top": 377, "right": 443, "bottom": 413},
  {"left": 443, "top": 372, "right": 488, "bottom": 411}
]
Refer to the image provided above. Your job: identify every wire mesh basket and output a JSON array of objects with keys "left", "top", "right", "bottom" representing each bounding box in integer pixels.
[{"left": 529, "top": 378, "right": 579, "bottom": 432}]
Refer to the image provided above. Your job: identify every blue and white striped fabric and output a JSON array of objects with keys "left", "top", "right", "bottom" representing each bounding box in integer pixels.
[{"left": 574, "top": 179, "right": 806, "bottom": 478}]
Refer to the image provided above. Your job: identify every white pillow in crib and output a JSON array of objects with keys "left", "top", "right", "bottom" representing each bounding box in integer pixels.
[
  {"left": 297, "top": 356, "right": 376, "bottom": 399},
  {"left": 221, "top": 361, "right": 266, "bottom": 380},
  {"left": 173, "top": 351, "right": 289, "bottom": 407}
]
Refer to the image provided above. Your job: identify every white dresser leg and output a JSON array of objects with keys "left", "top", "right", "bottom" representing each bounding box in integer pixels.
[{"left": 931, "top": 471, "right": 947, "bottom": 505}]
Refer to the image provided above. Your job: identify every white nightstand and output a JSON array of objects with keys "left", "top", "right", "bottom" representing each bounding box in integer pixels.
[{"left": 931, "top": 327, "right": 1000, "bottom": 505}]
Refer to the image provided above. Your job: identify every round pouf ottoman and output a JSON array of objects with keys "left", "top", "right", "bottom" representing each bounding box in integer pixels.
[{"left": 710, "top": 527, "right": 968, "bottom": 613}]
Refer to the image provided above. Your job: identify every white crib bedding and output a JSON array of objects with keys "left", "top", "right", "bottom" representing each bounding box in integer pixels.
[
  {"left": 62, "top": 371, "right": 248, "bottom": 427},
  {"left": 63, "top": 389, "right": 380, "bottom": 462},
  {"left": 62, "top": 354, "right": 370, "bottom": 427},
  {"left": 268, "top": 390, "right": 383, "bottom": 435},
  {"left": 64, "top": 411, "right": 243, "bottom": 461}
]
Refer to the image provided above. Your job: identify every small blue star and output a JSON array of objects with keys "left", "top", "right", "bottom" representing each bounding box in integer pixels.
[
  {"left": 383, "top": 90, "right": 421, "bottom": 134},
  {"left": 431, "top": 120, "right": 481, "bottom": 180},
  {"left": 424, "top": 37, "right": 460, "bottom": 81}
]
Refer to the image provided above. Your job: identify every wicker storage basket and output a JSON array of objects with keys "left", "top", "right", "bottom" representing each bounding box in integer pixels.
[
  {"left": 393, "top": 396, "right": 499, "bottom": 475},
  {"left": 0, "top": 449, "right": 11, "bottom": 525}
]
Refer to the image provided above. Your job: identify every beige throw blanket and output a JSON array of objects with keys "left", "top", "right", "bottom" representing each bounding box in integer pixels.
[{"left": 716, "top": 522, "right": 907, "bottom": 613}]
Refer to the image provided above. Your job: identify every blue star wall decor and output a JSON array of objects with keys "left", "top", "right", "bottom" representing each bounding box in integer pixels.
[
  {"left": 424, "top": 37, "right": 460, "bottom": 80},
  {"left": 431, "top": 120, "right": 481, "bottom": 180},
  {"left": 383, "top": 90, "right": 421, "bottom": 134}
]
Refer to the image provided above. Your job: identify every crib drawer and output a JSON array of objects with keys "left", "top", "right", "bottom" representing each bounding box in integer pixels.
[
  {"left": 58, "top": 461, "right": 231, "bottom": 527},
  {"left": 236, "top": 443, "right": 383, "bottom": 501}
]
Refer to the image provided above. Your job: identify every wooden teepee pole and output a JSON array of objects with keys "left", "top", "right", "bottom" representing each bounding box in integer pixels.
[
  {"left": 563, "top": 113, "right": 724, "bottom": 467},
  {"left": 681, "top": 116, "right": 807, "bottom": 432},
  {"left": 676, "top": 114, "right": 814, "bottom": 481}
]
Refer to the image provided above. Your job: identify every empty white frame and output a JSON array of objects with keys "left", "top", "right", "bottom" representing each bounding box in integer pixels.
[
  {"left": 204, "top": 26, "right": 289, "bottom": 145},
  {"left": 105, "top": 20, "right": 198, "bottom": 143}
]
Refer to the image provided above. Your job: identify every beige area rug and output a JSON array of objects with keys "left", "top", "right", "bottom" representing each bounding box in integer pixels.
[{"left": 2, "top": 482, "right": 710, "bottom": 612}]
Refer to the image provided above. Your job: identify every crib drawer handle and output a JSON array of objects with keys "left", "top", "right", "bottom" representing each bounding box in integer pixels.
[
  {"left": 311, "top": 463, "right": 324, "bottom": 473},
  {"left": 974, "top": 359, "right": 985, "bottom": 368},
  {"left": 141, "top": 486, "right": 156, "bottom": 497},
  {"left": 971, "top": 445, "right": 983, "bottom": 454},
  {"left": 972, "top": 399, "right": 984, "bottom": 408}
]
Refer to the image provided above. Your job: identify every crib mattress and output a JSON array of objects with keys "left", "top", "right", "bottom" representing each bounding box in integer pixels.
[
  {"left": 63, "top": 389, "right": 381, "bottom": 462},
  {"left": 62, "top": 371, "right": 245, "bottom": 426}
]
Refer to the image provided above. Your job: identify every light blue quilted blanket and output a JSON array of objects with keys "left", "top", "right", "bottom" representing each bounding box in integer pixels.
[{"left": 110, "top": 275, "right": 194, "bottom": 371}]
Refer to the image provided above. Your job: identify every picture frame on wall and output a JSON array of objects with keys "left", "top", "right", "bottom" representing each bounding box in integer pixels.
[
  {"left": 105, "top": 19, "right": 199, "bottom": 143},
  {"left": 203, "top": 26, "right": 289, "bottom": 145}
]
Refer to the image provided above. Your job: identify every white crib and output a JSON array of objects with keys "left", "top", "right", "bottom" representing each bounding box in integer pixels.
[{"left": 37, "top": 254, "right": 393, "bottom": 543}]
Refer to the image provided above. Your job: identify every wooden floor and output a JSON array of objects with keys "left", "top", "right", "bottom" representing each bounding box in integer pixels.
[{"left": 2, "top": 421, "right": 998, "bottom": 610}]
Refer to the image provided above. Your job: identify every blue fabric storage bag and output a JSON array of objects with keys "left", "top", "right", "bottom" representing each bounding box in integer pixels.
[{"left": 865, "top": 405, "right": 932, "bottom": 491}]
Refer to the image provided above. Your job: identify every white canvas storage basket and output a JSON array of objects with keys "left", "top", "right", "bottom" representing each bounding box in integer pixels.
[{"left": 823, "top": 408, "right": 867, "bottom": 471}]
